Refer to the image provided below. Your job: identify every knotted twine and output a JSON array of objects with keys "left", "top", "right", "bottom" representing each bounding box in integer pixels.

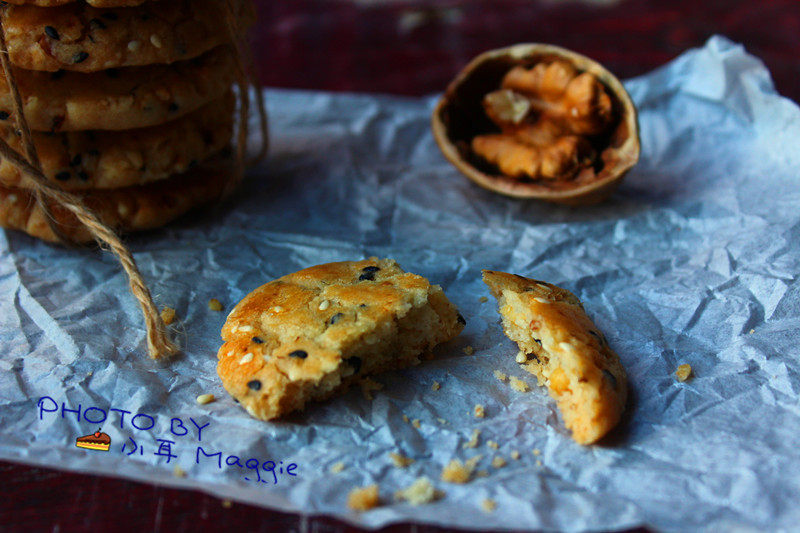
[{"left": 0, "top": 1, "right": 268, "bottom": 360}]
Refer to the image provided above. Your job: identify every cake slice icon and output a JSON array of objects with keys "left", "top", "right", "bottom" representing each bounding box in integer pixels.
[{"left": 76, "top": 430, "right": 111, "bottom": 452}]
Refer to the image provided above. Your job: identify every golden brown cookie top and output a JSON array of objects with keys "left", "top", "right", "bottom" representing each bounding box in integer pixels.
[
  {"left": 2, "top": 0, "right": 255, "bottom": 72},
  {"left": 218, "top": 258, "right": 464, "bottom": 420}
]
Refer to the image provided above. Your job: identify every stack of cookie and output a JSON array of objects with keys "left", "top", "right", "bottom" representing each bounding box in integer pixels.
[{"left": 0, "top": 0, "right": 255, "bottom": 243}]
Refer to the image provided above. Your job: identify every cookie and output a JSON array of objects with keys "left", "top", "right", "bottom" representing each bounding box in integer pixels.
[
  {"left": 0, "top": 153, "right": 235, "bottom": 243},
  {"left": 217, "top": 258, "right": 465, "bottom": 420},
  {"left": 2, "top": 0, "right": 256, "bottom": 72},
  {"left": 0, "top": 45, "right": 236, "bottom": 132},
  {"left": 482, "top": 270, "right": 627, "bottom": 444},
  {"left": 0, "top": 92, "right": 234, "bottom": 190}
]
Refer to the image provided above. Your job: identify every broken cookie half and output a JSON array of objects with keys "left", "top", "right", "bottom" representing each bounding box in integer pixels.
[
  {"left": 482, "top": 270, "right": 627, "bottom": 444},
  {"left": 217, "top": 258, "right": 464, "bottom": 420}
]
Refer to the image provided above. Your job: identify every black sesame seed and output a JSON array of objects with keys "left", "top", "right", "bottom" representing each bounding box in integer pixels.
[
  {"left": 457, "top": 313, "right": 466, "bottom": 325},
  {"left": 73, "top": 51, "right": 89, "bottom": 64},
  {"left": 89, "top": 18, "right": 107, "bottom": 30},
  {"left": 69, "top": 154, "right": 82, "bottom": 167},
  {"left": 289, "top": 350, "right": 308, "bottom": 359},
  {"left": 50, "top": 70, "right": 65, "bottom": 81},
  {"left": 252, "top": 336, "right": 264, "bottom": 344},
  {"left": 0, "top": 111, "right": 9, "bottom": 120},
  {"left": 168, "top": 102, "right": 179, "bottom": 112},
  {"left": 329, "top": 312, "right": 344, "bottom": 325},
  {"left": 101, "top": 12, "right": 118, "bottom": 20},
  {"left": 358, "top": 271, "right": 376, "bottom": 281},
  {"left": 361, "top": 265, "right": 380, "bottom": 273},
  {"left": 359, "top": 304, "right": 368, "bottom": 308},
  {"left": 527, "top": 352, "right": 541, "bottom": 364},
  {"left": 533, "top": 338, "right": 542, "bottom": 346},
  {"left": 345, "top": 356, "right": 362, "bottom": 374},
  {"left": 233, "top": 398, "right": 239, "bottom": 403},
  {"left": 602, "top": 369, "right": 617, "bottom": 389},
  {"left": 247, "top": 379, "right": 261, "bottom": 390},
  {"left": 44, "top": 26, "right": 59, "bottom": 40},
  {"left": 55, "top": 171, "right": 71, "bottom": 181},
  {"left": 77, "top": 171, "right": 89, "bottom": 181}
]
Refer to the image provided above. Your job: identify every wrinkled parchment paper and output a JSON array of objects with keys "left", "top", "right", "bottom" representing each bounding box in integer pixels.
[{"left": 1, "top": 37, "right": 799, "bottom": 531}]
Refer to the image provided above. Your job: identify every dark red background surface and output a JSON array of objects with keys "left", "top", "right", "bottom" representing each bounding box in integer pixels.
[{"left": 3, "top": 1, "right": 798, "bottom": 532}]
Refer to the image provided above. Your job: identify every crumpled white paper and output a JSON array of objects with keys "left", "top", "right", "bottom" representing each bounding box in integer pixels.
[{"left": 1, "top": 36, "right": 799, "bottom": 531}]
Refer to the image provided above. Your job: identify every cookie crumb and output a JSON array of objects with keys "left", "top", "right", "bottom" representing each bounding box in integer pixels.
[
  {"left": 330, "top": 462, "right": 346, "bottom": 474},
  {"left": 389, "top": 452, "right": 414, "bottom": 468},
  {"left": 510, "top": 450, "right": 520, "bottom": 460},
  {"left": 395, "top": 477, "right": 441, "bottom": 505},
  {"left": 475, "top": 469, "right": 489, "bottom": 478},
  {"left": 493, "top": 370, "right": 507, "bottom": 382},
  {"left": 441, "top": 456, "right": 480, "bottom": 484},
  {"left": 411, "top": 419, "right": 421, "bottom": 429},
  {"left": 676, "top": 364, "right": 692, "bottom": 382},
  {"left": 160, "top": 307, "right": 176, "bottom": 325},
  {"left": 463, "top": 346, "right": 475, "bottom": 356},
  {"left": 748, "top": 328, "right": 755, "bottom": 334},
  {"left": 481, "top": 498, "right": 497, "bottom": 513},
  {"left": 173, "top": 465, "right": 186, "bottom": 478},
  {"left": 487, "top": 440, "right": 498, "bottom": 450},
  {"left": 463, "top": 428, "right": 481, "bottom": 449},
  {"left": 509, "top": 376, "right": 530, "bottom": 392},
  {"left": 479, "top": 296, "right": 489, "bottom": 303},
  {"left": 431, "top": 381, "right": 441, "bottom": 391},
  {"left": 208, "top": 298, "right": 223, "bottom": 312},
  {"left": 515, "top": 352, "right": 527, "bottom": 364},
  {"left": 196, "top": 394, "right": 215, "bottom": 405},
  {"left": 532, "top": 448, "right": 541, "bottom": 456},
  {"left": 359, "top": 377, "right": 383, "bottom": 400},
  {"left": 221, "top": 500, "right": 232, "bottom": 509},
  {"left": 437, "top": 418, "right": 448, "bottom": 425},
  {"left": 473, "top": 404, "right": 485, "bottom": 418},
  {"left": 347, "top": 485, "right": 380, "bottom": 511},
  {"left": 536, "top": 459, "right": 543, "bottom": 467},
  {"left": 402, "top": 414, "right": 410, "bottom": 423},
  {"left": 491, "top": 456, "right": 506, "bottom": 468}
]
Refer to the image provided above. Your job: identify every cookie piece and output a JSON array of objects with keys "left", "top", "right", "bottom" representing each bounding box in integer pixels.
[
  {"left": 482, "top": 270, "right": 626, "bottom": 444},
  {"left": 217, "top": 258, "right": 464, "bottom": 420},
  {"left": 0, "top": 92, "right": 234, "bottom": 190},
  {"left": 2, "top": 0, "right": 255, "bottom": 72},
  {"left": 0, "top": 153, "right": 235, "bottom": 243},
  {"left": 0, "top": 45, "right": 236, "bottom": 132}
]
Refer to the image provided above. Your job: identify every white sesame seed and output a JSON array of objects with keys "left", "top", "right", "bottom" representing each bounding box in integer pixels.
[
  {"left": 150, "top": 34, "right": 163, "bottom": 48},
  {"left": 127, "top": 40, "right": 141, "bottom": 52},
  {"left": 239, "top": 325, "right": 254, "bottom": 332},
  {"left": 272, "top": 306, "right": 283, "bottom": 313},
  {"left": 117, "top": 203, "right": 129, "bottom": 217},
  {"left": 239, "top": 353, "right": 253, "bottom": 365},
  {"left": 196, "top": 394, "right": 215, "bottom": 405},
  {"left": 7, "top": 194, "right": 16, "bottom": 204},
  {"left": 318, "top": 300, "right": 330, "bottom": 311},
  {"left": 533, "top": 297, "right": 551, "bottom": 304}
]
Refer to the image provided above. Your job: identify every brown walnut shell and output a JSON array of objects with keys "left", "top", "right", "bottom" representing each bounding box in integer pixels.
[{"left": 432, "top": 44, "right": 640, "bottom": 205}]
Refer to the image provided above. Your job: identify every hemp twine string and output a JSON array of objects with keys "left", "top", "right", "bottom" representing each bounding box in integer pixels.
[{"left": 0, "top": 1, "right": 268, "bottom": 360}]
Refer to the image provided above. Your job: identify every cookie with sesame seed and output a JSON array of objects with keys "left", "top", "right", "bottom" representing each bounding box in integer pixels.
[
  {"left": 482, "top": 270, "right": 627, "bottom": 444},
  {"left": 0, "top": 92, "right": 233, "bottom": 190},
  {"left": 217, "top": 258, "right": 464, "bottom": 421},
  {"left": 0, "top": 46, "right": 236, "bottom": 132},
  {"left": 0, "top": 153, "right": 235, "bottom": 243},
  {"left": 1, "top": 0, "right": 255, "bottom": 72}
]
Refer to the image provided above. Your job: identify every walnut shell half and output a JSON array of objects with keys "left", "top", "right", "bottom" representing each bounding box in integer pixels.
[{"left": 432, "top": 44, "right": 640, "bottom": 205}]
